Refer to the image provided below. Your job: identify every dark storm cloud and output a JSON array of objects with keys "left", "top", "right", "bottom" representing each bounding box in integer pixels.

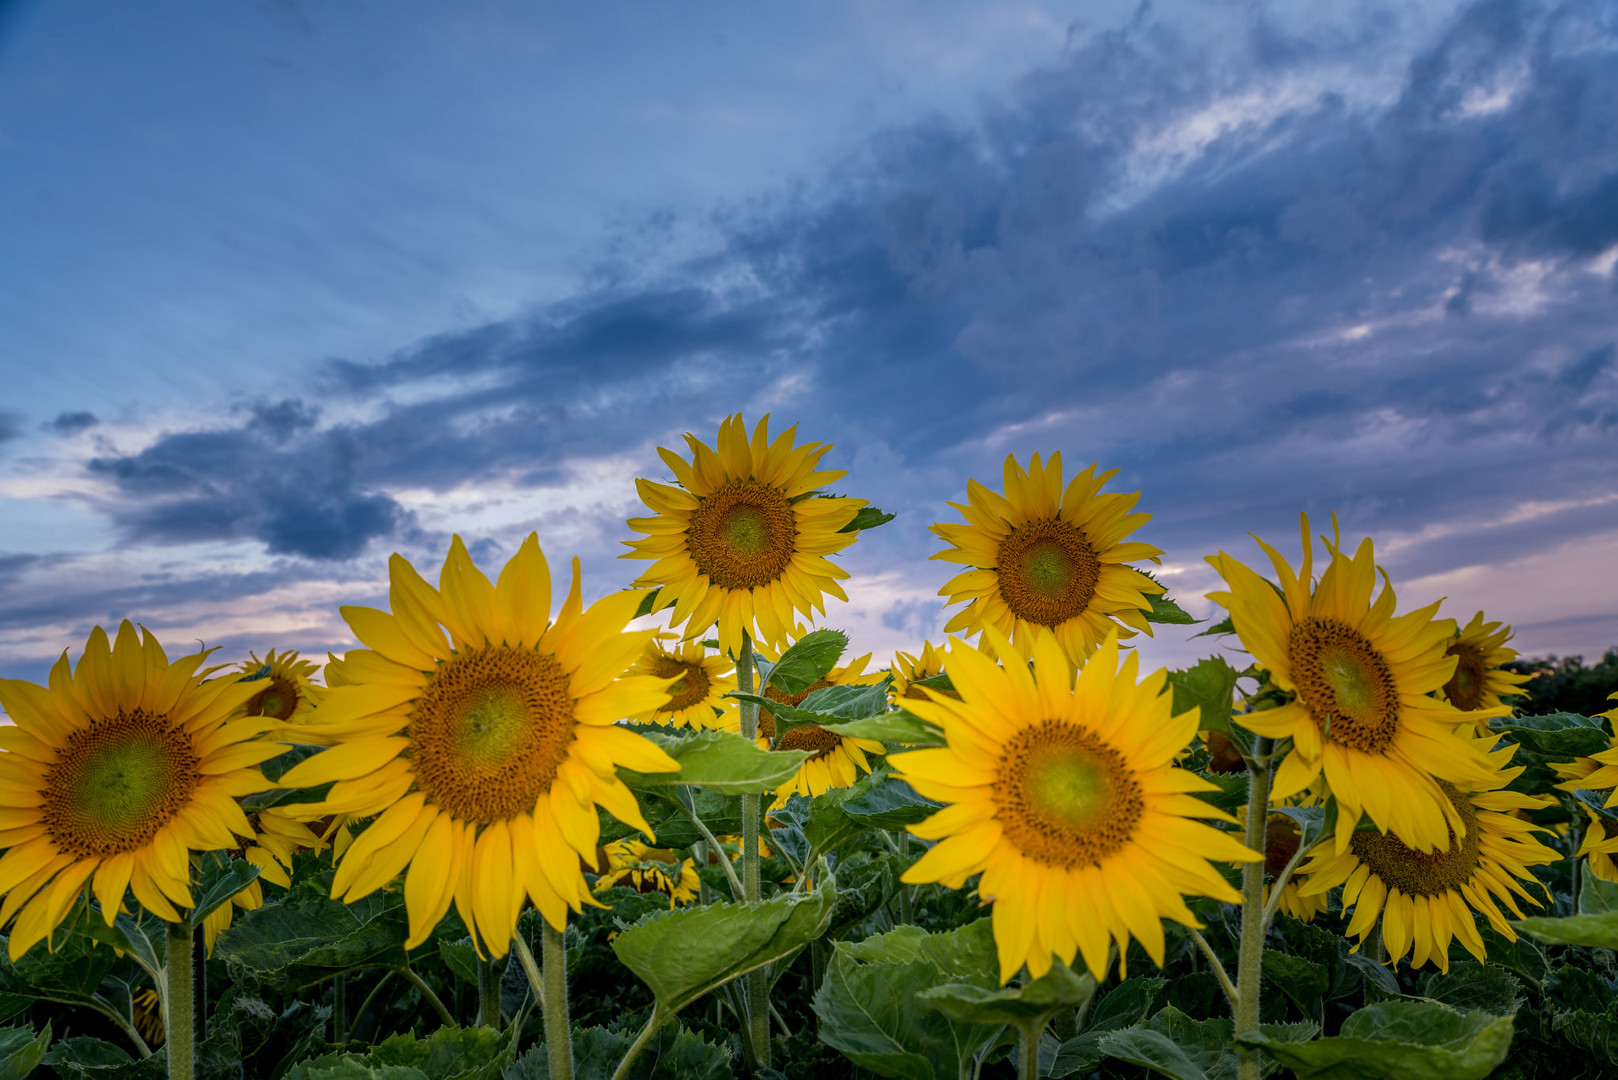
[
  {"left": 47, "top": 411, "right": 99, "bottom": 434},
  {"left": 79, "top": 0, "right": 1618, "bottom": 606}
]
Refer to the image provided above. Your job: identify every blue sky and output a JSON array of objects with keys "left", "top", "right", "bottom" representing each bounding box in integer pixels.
[{"left": 1, "top": 0, "right": 1615, "bottom": 689}]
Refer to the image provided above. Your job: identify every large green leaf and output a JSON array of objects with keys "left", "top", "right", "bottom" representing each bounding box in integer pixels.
[
  {"left": 1168, "top": 659, "right": 1240, "bottom": 735},
  {"left": 821, "top": 711, "right": 946, "bottom": 747},
  {"left": 0, "top": 1023, "right": 50, "bottom": 1080},
  {"left": 1488, "top": 712, "right": 1610, "bottom": 758},
  {"left": 1580, "top": 872, "right": 1618, "bottom": 914},
  {"left": 840, "top": 774, "right": 941, "bottom": 830},
  {"left": 37, "top": 1037, "right": 150, "bottom": 1080},
  {"left": 1263, "top": 950, "right": 1330, "bottom": 1015},
  {"left": 1050, "top": 978, "right": 1166, "bottom": 1078},
  {"left": 1420, "top": 963, "right": 1522, "bottom": 1016},
  {"left": 1233, "top": 1001, "right": 1515, "bottom": 1080},
  {"left": 767, "top": 630, "right": 849, "bottom": 694},
  {"left": 610, "top": 874, "right": 835, "bottom": 1015},
  {"left": 1513, "top": 908, "right": 1618, "bottom": 948},
  {"left": 1099, "top": 1006, "right": 1315, "bottom": 1080},
  {"left": 917, "top": 962, "right": 1094, "bottom": 1027},
  {"left": 214, "top": 870, "right": 413, "bottom": 985},
  {"left": 617, "top": 730, "right": 809, "bottom": 794},
  {"left": 731, "top": 680, "right": 892, "bottom": 739},
  {"left": 1144, "top": 592, "right": 1199, "bottom": 625},
  {"left": 505, "top": 1024, "right": 732, "bottom": 1080},
  {"left": 839, "top": 506, "right": 897, "bottom": 533},
  {"left": 814, "top": 920, "right": 1002, "bottom": 1080}
]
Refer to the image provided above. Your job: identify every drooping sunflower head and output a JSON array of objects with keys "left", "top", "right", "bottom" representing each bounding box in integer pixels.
[
  {"left": 1296, "top": 737, "right": 1558, "bottom": 972},
  {"left": 891, "top": 641, "right": 957, "bottom": 702},
  {"left": 931, "top": 453, "right": 1165, "bottom": 666},
  {"left": 621, "top": 414, "right": 867, "bottom": 658},
  {"left": 1440, "top": 612, "right": 1532, "bottom": 720},
  {"left": 277, "top": 533, "right": 680, "bottom": 956},
  {"left": 591, "top": 838, "right": 700, "bottom": 907},
  {"left": 758, "top": 652, "right": 886, "bottom": 808},
  {"left": 892, "top": 629, "right": 1259, "bottom": 983},
  {"left": 1206, "top": 513, "right": 1499, "bottom": 856},
  {"left": 0, "top": 622, "right": 280, "bottom": 958},
  {"left": 237, "top": 649, "right": 327, "bottom": 743},
  {"left": 627, "top": 638, "right": 737, "bottom": 730}
]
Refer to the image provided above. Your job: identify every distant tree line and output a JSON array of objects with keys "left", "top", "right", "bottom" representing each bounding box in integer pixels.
[{"left": 1505, "top": 648, "right": 1618, "bottom": 718}]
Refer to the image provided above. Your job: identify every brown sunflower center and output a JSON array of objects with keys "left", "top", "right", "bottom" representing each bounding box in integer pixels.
[
  {"left": 650, "top": 657, "right": 713, "bottom": 714},
  {"left": 1289, "top": 617, "right": 1400, "bottom": 753},
  {"left": 1443, "top": 643, "right": 1487, "bottom": 712},
  {"left": 408, "top": 646, "right": 577, "bottom": 825},
  {"left": 685, "top": 478, "right": 798, "bottom": 590},
  {"left": 758, "top": 678, "right": 844, "bottom": 760},
  {"left": 1264, "top": 813, "right": 1302, "bottom": 878},
  {"left": 43, "top": 710, "right": 200, "bottom": 859},
  {"left": 246, "top": 675, "right": 301, "bottom": 721},
  {"left": 992, "top": 720, "right": 1144, "bottom": 869},
  {"left": 995, "top": 519, "right": 1101, "bottom": 628},
  {"left": 1350, "top": 781, "right": 1480, "bottom": 897},
  {"left": 1204, "top": 730, "right": 1246, "bottom": 774}
]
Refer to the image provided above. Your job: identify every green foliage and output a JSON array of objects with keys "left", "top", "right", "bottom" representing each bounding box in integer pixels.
[
  {"left": 766, "top": 630, "right": 850, "bottom": 694},
  {"left": 1487, "top": 712, "right": 1611, "bottom": 758},
  {"left": 1515, "top": 908, "right": 1618, "bottom": 949},
  {"left": 1169, "top": 658, "right": 1241, "bottom": 735},
  {"left": 731, "top": 680, "right": 891, "bottom": 739},
  {"left": 192, "top": 854, "right": 263, "bottom": 923},
  {"left": 916, "top": 961, "right": 1094, "bottom": 1027},
  {"left": 1099, "top": 1006, "right": 1315, "bottom": 1079},
  {"left": 838, "top": 773, "right": 940, "bottom": 830},
  {"left": 820, "top": 711, "right": 945, "bottom": 746},
  {"left": 838, "top": 507, "right": 897, "bottom": 533},
  {"left": 506, "top": 1024, "right": 732, "bottom": 1080},
  {"left": 618, "top": 730, "right": 810, "bottom": 794},
  {"left": 1234, "top": 1001, "right": 1515, "bottom": 1080},
  {"left": 1049, "top": 978, "right": 1166, "bottom": 1077},
  {"left": 1504, "top": 650, "right": 1618, "bottom": 717},
  {"left": 0, "top": 1022, "right": 49, "bottom": 1080}
]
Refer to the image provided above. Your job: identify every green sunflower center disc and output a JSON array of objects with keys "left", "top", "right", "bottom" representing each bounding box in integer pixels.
[
  {"left": 409, "top": 646, "right": 578, "bottom": 824},
  {"left": 43, "top": 711, "right": 200, "bottom": 858},
  {"left": 995, "top": 519, "right": 1102, "bottom": 628},
  {"left": 1289, "top": 616, "right": 1400, "bottom": 753},
  {"left": 1443, "top": 644, "right": 1487, "bottom": 711},
  {"left": 685, "top": 478, "right": 799, "bottom": 590},
  {"left": 1350, "top": 781, "right": 1481, "bottom": 897},
  {"left": 650, "top": 657, "right": 713, "bottom": 714},
  {"left": 993, "top": 720, "right": 1143, "bottom": 869}
]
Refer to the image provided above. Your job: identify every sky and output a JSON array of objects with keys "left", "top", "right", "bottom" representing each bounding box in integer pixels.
[{"left": 1, "top": 0, "right": 1616, "bottom": 694}]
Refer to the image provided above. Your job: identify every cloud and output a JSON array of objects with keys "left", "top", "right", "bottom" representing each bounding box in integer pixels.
[
  {"left": 0, "top": 413, "right": 21, "bottom": 448},
  {"left": 46, "top": 411, "right": 99, "bottom": 434}
]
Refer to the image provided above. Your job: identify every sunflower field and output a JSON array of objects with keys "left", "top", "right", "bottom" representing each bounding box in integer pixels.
[{"left": 3, "top": 414, "right": 1618, "bottom": 1080}]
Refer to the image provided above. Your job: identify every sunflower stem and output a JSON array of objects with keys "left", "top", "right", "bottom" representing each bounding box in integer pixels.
[
  {"left": 1234, "top": 736, "right": 1273, "bottom": 1080},
  {"left": 164, "top": 916, "right": 195, "bottom": 1080},
  {"left": 1017, "top": 1021, "right": 1040, "bottom": 1080},
  {"left": 191, "top": 924, "right": 207, "bottom": 1042},
  {"left": 670, "top": 788, "right": 743, "bottom": 901},
  {"left": 609, "top": 1005, "right": 668, "bottom": 1080},
  {"left": 540, "top": 920, "right": 574, "bottom": 1080},
  {"left": 1185, "top": 926, "right": 1238, "bottom": 1012},
  {"left": 392, "top": 964, "right": 456, "bottom": 1028},
  {"left": 736, "top": 631, "right": 771, "bottom": 1070},
  {"left": 477, "top": 956, "right": 503, "bottom": 1028}
]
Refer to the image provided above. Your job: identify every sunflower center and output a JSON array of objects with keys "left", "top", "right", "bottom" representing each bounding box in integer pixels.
[
  {"left": 650, "top": 657, "right": 712, "bottom": 714},
  {"left": 1443, "top": 644, "right": 1487, "bottom": 712},
  {"left": 993, "top": 720, "right": 1143, "bottom": 869},
  {"left": 1349, "top": 782, "right": 1480, "bottom": 897},
  {"left": 246, "top": 676, "right": 300, "bottom": 721},
  {"left": 758, "top": 678, "right": 845, "bottom": 759},
  {"left": 995, "top": 519, "right": 1101, "bottom": 628},
  {"left": 408, "top": 646, "right": 577, "bottom": 825},
  {"left": 1264, "top": 813, "right": 1302, "bottom": 878},
  {"left": 43, "top": 711, "right": 200, "bottom": 858},
  {"left": 685, "top": 478, "right": 798, "bottom": 590},
  {"left": 1289, "top": 617, "right": 1400, "bottom": 753}
]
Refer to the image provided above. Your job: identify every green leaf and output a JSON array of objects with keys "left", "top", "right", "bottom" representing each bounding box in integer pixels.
[
  {"left": 766, "top": 630, "right": 849, "bottom": 694},
  {"left": 1420, "top": 963, "right": 1521, "bottom": 1016},
  {"left": 820, "top": 711, "right": 946, "bottom": 747},
  {"left": 0, "top": 1022, "right": 50, "bottom": 1080},
  {"left": 1343, "top": 954, "right": 1401, "bottom": 997},
  {"left": 1581, "top": 872, "right": 1618, "bottom": 914},
  {"left": 214, "top": 870, "right": 413, "bottom": 985},
  {"left": 617, "top": 731, "right": 810, "bottom": 794},
  {"left": 1103, "top": 1008, "right": 1315, "bottom": 1080},
  {"left": 1193, "top": 616, "right": 1236, "bottom": 638},
  {"left": 1263, "top": 950, "right": 1330, "bottom": 1014},
  {"left": 918, "top": 962, "right": 1095, "bottom": 1027},
  {"left": 1144, "top": 592, "right": 1199, "bottom": 625},
  {"left": 840, "top": 774, "right": 942, "bottom": 830},
  {"left": 610, "top": 874, "right": 836, "bottom": 1015},
  {"left": 506, "top": 1023, "right": 733, "bottom": 1080},
  {"left": 814, "top": 921, "right": 1002, "bottom": 1080},
  {"left": 0, "top": 926, "right": 115, "bottom": 1004},
  {"left": 1233, "top": 1001, "right": 1515, "bottom": 1080},
  {"left": 1475, "top": 923, "right": 1547, "bottom": 987},
  {"left": 1051, "top": 979, "right": 1166, "bottom": 1078},
  {"left": 839, "top": 507, "right": 897, "bottom": 533},
  {"left": 37, "top": 1038, "right": 145, "bottom": 1080},
  {"left": 1168, "top": 658, "right": 1240, "bottom": 735},
  {"left": 366, "top": 1024, "right": 510, "bottom": 1080},
  {"left": 1513, "top": 908, "right": 1618, "bottom": 948},
  {"left": 1487, "top": 712, "right": 1610, "bottom": 758},
  {"left": 192, "top": 854, "right": 262, "bottom": 923},
  {"left": 731, "top": 680, "right": 893, "bottom": 739},
  {"left": 286, "top": 1058, "right": 430, "bottom": 1080},
  {"left": 634, "top": 588, "right": 667, "bottom": 619}
]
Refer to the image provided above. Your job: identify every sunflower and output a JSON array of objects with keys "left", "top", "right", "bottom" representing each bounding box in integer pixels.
[
  {"left": 891, "top": 641, "right": 957, "bottom": 702},
  {"left": 892, "top": 630, "right": 1259, "bottom": 983},
  {"left": 0, "top": 622, "right": 279, "bottom": 958},
  {"left": 758, "top": 652, "right": 886, "bottom": 808},
  {"left": 277, "top": 534, "right": 679, "bottom": 956},
  {"left": 931, "top": 453, "right": 1165, "bottom": 666},
  {"left": 1295, "top": 737, "right": 1558, "bottom": 972},
  {"left": 621, "top": 414, "right": 867, "bottom": 658},
  {"left": 1602, "top": 692, "right": 1618, "bottom": 723},
  {"left": 592, "top": 839, "right": 700, "bottom": 907},
  {"left": 1206, "top": 515, "right": 1499, "bottom": 855},
  {"left": 1440, "top": 613, "right": 1532, "bottom": 724},
  {"left": 238, "top": 649, "right": 327, "bottom": 744},
  {"left": 1552, "top": 753, "right": 1618, "bottom": 882},
  {"left": 627, "top": 638, "right": 736, "bottom": 729},
  {"left": 201, "top": 809, "right": 324, "bottom": 952},
  {"left": 1242, "top": 808, "right": 1328, "bottom": 923}
]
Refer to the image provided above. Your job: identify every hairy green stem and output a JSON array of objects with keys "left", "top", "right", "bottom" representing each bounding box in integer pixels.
[
  {"left": 391, "top": 964, "right": 456, "bottom": 1028},
  {"left": 1185, "top": 925, "right": 1238, "bottom": 1011},
  {"left": 165, "top": 916, "right": 195, "bottom": 1080},
  {"left": 609, "top": 1006, "right": 667, "bottom": 1080},
  {"left": 541, "top": 921, "right": 573, "bottom": 1080},
  {"left": 736, "top": 632, "right": 771, "bottom": 1069},
  {"left": 1235, "top": 736, "right": 1274, "bottom": 1080},
  {"left": 478, "top": 956, "right": 503, "bottom": 1028},
  {"left": 1017, "top": 1022, "right": 1040, "bottom": 1080},
  {"left": 352, "top": 971, "right": 394, "bottom": 1041},
  {"left": 670, "top": 788, "right": 744, "bottom": 900},
  {"left": 192, "top": 925, "right": 207, "bottom": 1042}
]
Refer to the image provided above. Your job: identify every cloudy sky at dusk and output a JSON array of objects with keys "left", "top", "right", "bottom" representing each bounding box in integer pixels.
[{"left": 1, "top": 0, "right": 1616, "bottom": 692}]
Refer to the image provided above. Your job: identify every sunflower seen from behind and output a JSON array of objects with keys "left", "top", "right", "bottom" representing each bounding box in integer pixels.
[
  {"left": 278, "top": 534, "right": 679, "bottom": 956},
  {"left": 627, "top": 638, "right": 736, "bottom": 729},
  {"left": 1295, "top": 736, "right": 1558, "bottom": 971},
  {"left": 1440, "top": 612, "right": 1532, "bottom": 725},
  {"left": 892, "top": 630, "right": 1259, "bottom": 983},
  {"left": 0, "top": 622, "right": 279, "bottom": 958},
  {"left": 932, "top": 453, "right": 1165, "bottom": 666},
  {"left": 1207, "top": 514, "right": 1498, "bottom": 855},
  {"left": 621, "top": 414, "right": 866, "bottom": 658}
]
